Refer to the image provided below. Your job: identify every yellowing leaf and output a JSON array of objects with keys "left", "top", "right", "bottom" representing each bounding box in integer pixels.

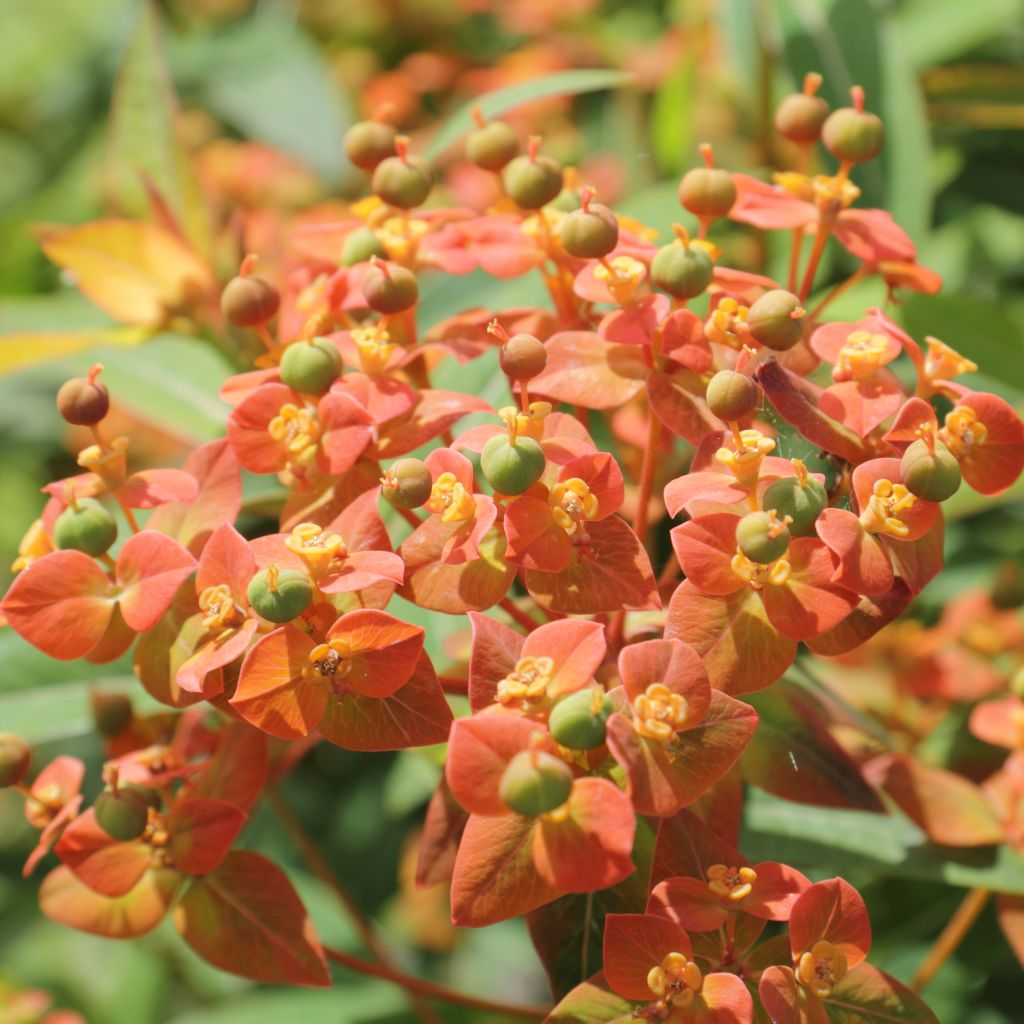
[
  {"left": 0, "top": 325, "right": 152, "bottom": 373},
  {"left": 40, "top": 219, "right": 214, "bottom": 326}
]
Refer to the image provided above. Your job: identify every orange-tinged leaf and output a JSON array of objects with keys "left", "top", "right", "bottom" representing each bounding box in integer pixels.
[
  {"left": 173, "top": 850, "right": 329, "bottom": 986},
  {"left": 603, "top": 913, "right": 692, "bottom": 1001},
  {"left": 326, "top": 608, "right": 424, "bottom": 698},
  {"left": 825, "top": 962, "right": 939, "bottom": 1023},
  {"left": 467, "top": 611, "right": 525, "bottom": 712},
  {"left": 996, "top": 893, "right": 1024, "bottom": 967},
  {"left": 789, "top": 878, "right": 871, "bottom": 966},
  {"left": 522, "top": 617, "right": 607, "bottom": 697},
  {"left": 168, "top": 798, "right": 247, "bottom": 876},
  {"left": 546, "top": 974, "right": 636, "bottom": 1023},
  {"left": 188, "top": 721, "right": 268, "bottom": 811},
  {"left": 759, "top": 965, "right": 801, "bottom": 1024},
  {"left": 116, "top": 530, "right": 197, "bottom": 632},
  {"left": 415, "top": 778, "right": 468, "bottom": 888},
  {"left": 55, "top": 810, "right": 152, "bottom": 898},
  {"left": 40, "top": 219, "right": 213, "bottom": 326},
  {"left": 531, "top": 331, "right": 647, "bottom": 409}
]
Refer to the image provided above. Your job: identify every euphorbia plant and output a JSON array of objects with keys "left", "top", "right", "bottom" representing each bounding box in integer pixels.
[{"left": 3, "top": 61, "right": 1024, "bottom": 1024}]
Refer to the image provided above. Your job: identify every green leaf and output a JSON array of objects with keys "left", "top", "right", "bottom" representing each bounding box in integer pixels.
[
  {"left": 425, "top": 69, "right": 635, "bottom": 162},
  {"left": 893, "top": 0, "right": 1022, "bottom": 70},
  {"left": 650, "top": 56, "right": 695, "bottom": 177},
  {"left": 742, "top": 791, "right": 1024, "bottom": 894}
]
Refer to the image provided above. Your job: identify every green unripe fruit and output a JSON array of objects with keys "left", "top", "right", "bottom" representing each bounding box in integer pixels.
[
  {"left": 0, "top": 734, "right": 30, "bottom": 788},
  {"left": 822, "top": 107, "right": 884, "bottom": 164},
  {"left": 901, "top": 439, "right": 962, "bottom": 502},
  {"left": 280, "top": 338, "right": 342, "bottom": 396},
  {"left": 94, "top": 789, "right": 150, "bottom": 842},
  {"left": 550, "top": 187, "right": 581, "bottom": 212},
  {"left": 466, "top": 120, "right": 520, "bottom": 171},
  {"left": 372, "top": 155, "right": 433, "bottom": 209},
  {"left": 221, "top": 274, "right": 280, "bottom": 327},
  {"left": 342, "top": 227, "right": 389, "bottom": 266},
  {"left": 747, "top": 289, "right": 805, "bottom": 351},
  {"left": 91, "top": 692, "right": 133, "bottom": 738},
  {"left": 560, "top": 202, "right": 619, "bottom": 259},
  {"left": 361, "top": 261, "right": 419, "bottom": 313},
  {"left": 247, "top": 568, "right": 313, "bottom": 624},
  {"left": 480, "top": 434, "right": 546, "bottom": 496},
  {"left": 499, "top": 334, "right": 547, "bottom": 381},
  {"left": 678, "top": 167, "right": 737, "bottom": 218},
  {"left": 762, "top": 475, "right": 828, "bottom": 537},
  {"left": 651, "top": 241, "right": 714, "bottom": 300},
  {"left": 57, "top": 373, "right": 109, "bottom": 426},
  {"left": 343, "top": 120, "right": 397, "bottom": 171},
  {"left": 498, "top": 749, "right": 573, "bottom": 816},
  {"left": 502, "top": 154, "right": 564, "bottom": 209},
  {"left": 54, "top": 498, "right": 117, "bottom": 556},
  {"left": 775, "top": 92, "right": 829, "bottom": 144},
  {"left": 706, "top": 370, "right": 760, "bottom": 421},
  {"left": 736, "top": 510, "right": 791, "bottom": 564},
  {"left": 383, "top": 458, "right": 433, "bottom": 509},
  {"left": 548, "top": 688, "right": 614, "bottom": 750},
  {"left": 122, "top": 784, "right": 162, "bottom": 810}
]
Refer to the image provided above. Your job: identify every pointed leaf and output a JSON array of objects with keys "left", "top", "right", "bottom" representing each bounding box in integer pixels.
[{"left": 168, "top": 798, "right": 247, "bottom": 876}]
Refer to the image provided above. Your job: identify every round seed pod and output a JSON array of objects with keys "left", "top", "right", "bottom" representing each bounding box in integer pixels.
[
  {"left": 247, "top": 568, "right": 313, "bottom": 624},
  {"left": 361, "top": 261, "right": 419, "bottom": 314},
  {"left": 383, "top": 458, "right": 433, "bottom": 510},
  {"left": 550, "top": 186, "right": 581, "bottom": 213},
  {"left": 678, "top": 167, "right": 737, "bottom": 219},
  {"left": 280, "top": 338, "right": 342, "bottom": 396},
  {"left": 651, "top": 242, "right": 714, "bottom": 300},
  {"left": 548, "top": 689, "right": 614, "bottom": 750},
  {"left": 502, "top": 154, "right": 564, "bottom": 210},
  {"left": 94, "top": 788, "right": 150, "bottom": 842},
  {"left": 747, "top": 289, "right": 804, "bottom": 351},
  {"left": 706, "top": 370, "right": 760, "bottom": 421},
  {"left": 822, "top": 107, "right": 884, "bottom": 164},
  {"left": 342, "top": 227, "right": 389, "bottom": 267},
  {"left": 498, "top": 750, "right": 573, "bottom": 817},
  {"left": 221, "top": 274, "right": 280, "bottom": 327},
  {"left": 992, "top": 563, "right": 1024, "bottom": 610},
  {"left": 57, "top": 374, "right": 109, "bottom": 426},
  {"left": 775, "top": 92, "right": 829, "bottom": 144},
  {"left": 466, "top": 120, "right": 520, "bottom": 171},
  {"left": 480, "top": 434, "right": 546, "bottom": 496},
  {"left": 54, "top": 498, "right": 117, "bottom": 557},
  {"left": 762, "top": 476, "right": 828, "bottom": 537},
  {"left": 901, "top": 439, "right": 962, "bottom": 502},
  {"left": 91, "top": 692, "right": 133, "bottom": 738},
  {"left": 499, "top": 334, "right": 547, "bottom": 381},
  {"left": 560, "top": 202, "right": 619, "bottom": 259},
  {"left": 0, "top": 734, "right": 30, "bottom": 788},
  {"left": 122, "top": 784, "right": 162, "bottom": 810},
  {"left": 343, "top": 120, "right": 397, "bottom": 171},
  {"left": 372, "top": 154, "right": 433, "bottom": 209},
  {"left": 736, "top": 510, "right": 791, "bottom": 564}
]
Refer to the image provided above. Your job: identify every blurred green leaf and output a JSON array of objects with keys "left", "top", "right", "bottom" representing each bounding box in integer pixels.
[
  {"left": 650, "top": 56, "right": 695, "bottom": 176},
  {"left": 893, "top": 0, "right": 1022, "bottom": 70},
  {"left": 425, "top": 69, "right": 635, "bottom": 162}
]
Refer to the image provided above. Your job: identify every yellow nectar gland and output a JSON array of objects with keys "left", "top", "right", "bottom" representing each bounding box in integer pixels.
[
  {"left": 306, "top": 637, "right": 355, "bottom": 695},
  {"left": 731, "top": 549, "right": 792, "bottom": 588},
  {"left": 834, "top": 331, "right": 891, "bottom": 382},
  {"left": 499, "top": 401, "right": 552, "bottom": 444},
  {"left": 549, "top": 478, "right": 599, "bottom": 539},
  {"left": 633, "top": 683, "right": 691, "bottom": 744},
  {"left": 24, "top": 782, "right": 65, "bottom": 829},
  {"left": 78, "top": 435, "right": 130, "bottom": 489},
  {"left": 286, "top": 522, "right": 347, "bottom": 577},
  {"left": 925, "top": 336, "right": 977, "bottom": 383},
  {"left": 351, "top": 324, "right": 398, "bottom": 374},
  {"left": 707, "top": 863, "right": 757, "bottom": 901},
  {"left": 716, "top": 429, "right": 777, "bottom": 487},
  {"left": 496, "top": 656, "right": 555, "bottom": 706},
  {"left": 376, "top": 215, "right": 430, "bottom": 265},
  {"left": 594, "top": 256, "right": 646, "bottom": 304},
  {"left": 859, "top": 478, "right": 916, "bottom": 538},
  {"left": 268, "top": 404, "right": 320, "bottom": 469},
  {"left": 705, "top": 297, "right": 749, "bottom": 349},
  {"left": 797, "top": 940, "right": 848, "bottom": 1001},
  {"left": 941, "top": 405, "right": 988, "bottom": 459},
  {"left": 198, "top": 584, "right": 243, "bottom": 630},
  {"left": 426, "top": 472, "right": 476, "bottom": 524},
  {"left": 12, "top": 519, "right": 53, "bottom": 573},
  {"left": 647, "top": 951, "right": 703, "bottom": 1008}
]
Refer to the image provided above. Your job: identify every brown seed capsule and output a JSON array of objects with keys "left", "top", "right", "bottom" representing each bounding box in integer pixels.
[
  {"left": 775, "top": 73, "right": 829, "bottom": 144},
  {"left": 678, "top": 145, "right": 736, "bottom": 219},
  {"left": 221, "top": 273, "right": 280, "bottom": 327},
  {"left": 499, "top": 333, "right": 548, "bottom": 381},
  {"left": 466, "top": 115, "right": 520, "bottom": 171},
  {"left": 361, "top": 258, "right": 419, "bottom": 313},
  {"left": 344, "top": 119, "right": 397, "bottom": 171},
  {"left": 382, "top": 458, "right": 433, "bottom": 509},
  {"left": 0, "top": 734, "right": 30, "bottom": 788},
  {"left": 502, "top": 137, "right": 564, "bottom": 210},
  {"left": 747, "top": 289, "right": 805, "bottom": 351},
  {"left": 706, "top": 370, "right": 760, "bottom": 421},
  {"left": 57, "top": 365, "right": 109, "bottom": 426},
  {"left": 822, "top": 87, "right": 884, "bottom": 164},
  {"left": 91, "top": 692, "right": 134, "bottom": 738},
  {"left": 372, "top": 137, "right": 433, "bottom": 209}
]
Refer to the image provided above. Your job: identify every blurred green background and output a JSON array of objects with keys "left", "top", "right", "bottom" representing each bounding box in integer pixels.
[{"left": 1, "top": 0, "right": 1023, "bottom": 1021}]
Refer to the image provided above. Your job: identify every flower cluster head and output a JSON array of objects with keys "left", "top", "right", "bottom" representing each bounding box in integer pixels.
[{"left": 2, "top": 61, "right": 1021, "bottom": 1017}]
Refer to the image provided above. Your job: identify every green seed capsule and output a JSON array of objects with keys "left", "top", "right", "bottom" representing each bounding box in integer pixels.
[
  {"left": 548, "top": 688, "right": 613, "bottom": 750},
  {"left": 822, "top": 107, "right": 884, "bottom": 164},
  {"left": 465, "top": 120, "right": 520, "bottom": 171},
  {"left": 383, "top": 458, "right": 433, "bottom": 510},
  {"left": 342, "top": 227, "right": 389, "bottom": 267},
  {"left": 762, "top": 475, "right": 828, "bottom": 537},
  {"left": 651, "top": 241, "right": 714, "bottom": 300},
  {"left": 706, "top": 370, "right": 759, "bottom": 421},
  {"left": 280, "top": 338, "right": 342, "bottom": 396},
  {"left": 0, "top": 734, "right": 30, "bottom": 788},
  {"left": 362, "top": 261, "right": 419, "bottom": 314},
  {"left": 221, "top": 274, "right": 280, "bottom": 327},
  {"left": 343, "top": 120, "right": 397, "bottom": 171},
  {"left": 247, "top": 568, "right": 314, "bottom": 624},
  {"left": 747, "top": 289, "right": 804, "bottom": 351},
  {"left": 372, "top": 155, "right": 433, "bottom": 209},
  {"left": 736, "top": 510, "right": 791, "bottom": 564},
  {"left": 560, "top": 202, "right": 619, "bottom": 259},
  {"left": 480, "top": 434, "right": 546, "bottom": 496},
  {"left": 502, "top": 154, "right": 564, "bottom": 210},
  {"left": 499, "top": 334, "right": 547, "bottom": 381},
  {"left": 54, "top": 498, "right": 117, "bottom": 557},
  {"left": 901, "top": 439, "right": 962, "bottom": 502},
  {"left": 122, "top": 784, "right": 162, "bottom": 810},
  {"left": 678, "top": 167, "right": 737, "bottom": 219},
  {"left": 498, "top": 749, "right": 573, "bottom": 816},
  {"left": 94, "top": 788, "right": 151, "bottom": 842}
]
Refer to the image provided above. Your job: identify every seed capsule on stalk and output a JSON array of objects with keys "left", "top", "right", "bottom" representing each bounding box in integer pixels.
[
  {"left": 54, "top": 498, "right": 117, "bottom": 556},
  {"left": 775, "top": 72, "right": 829, "bottom": 144},
  {"left": 221, "top": 258, "right": 280, "bottom": 327},
  {"left": 901, "top": 438, "right": 962, "bottom": 502},
  {"left": 94, "top": 787, "right": 151, "bottom": 842},
  {"left": 822, "top": 86, "right": 884, "bottom": 164},
  {"left": 651, "top": 228, "right": 714, "bottom": 300},
  {"left": 678, "top": 144, "right": 736, "bottom": 219},
  {"left": 248, "top": 566, "right": 313, "bottom": 624},
  {"left": 57, "top": 364, "right": 109, "bottom": 425},
  {"left": 382, "top": 458, "right": 434, "bottom": 510},
  {"left": 706, "top": 370, "right": 760, "bottom": 421},
  {"left": 362, "top": 257, "right": 419, "bottom": 314},
  {"left": 466, "top": 110, "right": 520, "bottom": 171},
  {"left": 747, "top": 289, "right": 805, "bottom": 351},
  {"left": 372, "top": 136, "right": 433, "bottom": 209},
  {"left": 280, "top": 338, "right": 342, "bottom": 396},
  {"left": 0, "top": 734, "right": 30, "bottom": 788},
  {"left": 560, "top": 187, "right": 619, "bottom": 259},
  {"left": 736, "top": 510, "right": 791, "bottom": 564},
  {"left": 498, "top": 749, "right": 573, "bottom": 816},
  {"left": 344, "top": 117, "right": 397, "bottom": 171},
  {"left": 502, "top": 137, "right": 563, "bottom": 210}
]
